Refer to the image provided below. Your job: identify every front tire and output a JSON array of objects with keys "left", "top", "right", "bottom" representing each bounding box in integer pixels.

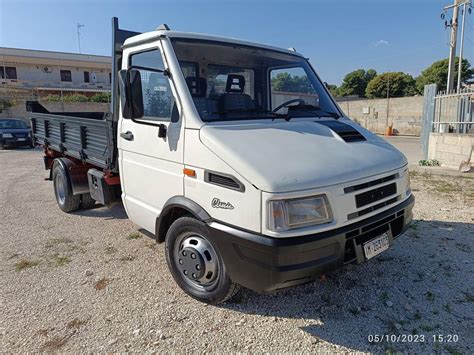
[
  {"left": 165, "top": 217, "right": 240, "bottom": 304},
  {"left": 52, "top": 162, "right": 81, "bottom": 213}
]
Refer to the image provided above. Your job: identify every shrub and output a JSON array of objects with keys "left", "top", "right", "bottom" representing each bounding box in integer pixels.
[
  {"left": 44, "top": 94, "right": 62, "bottom": 102},
  {"left": 0, "top": 99, "right": 13, "bottom": 110},
  {"left": 63, "top": 94, "right": 89, "bottom": 102},
  {"left": 419, "top": 159, "right": 440, "bottom": 167},
  {"left": 90, "top": 92, "right": 111, "bottom": 103}
]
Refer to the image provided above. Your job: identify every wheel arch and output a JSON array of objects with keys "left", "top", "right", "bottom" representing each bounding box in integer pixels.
[
  {"left": 155, "top": 196, "right": 211, "bottom": 243},
  {"left": 51, "top": 157, "right": 89, "bottom": 195}
]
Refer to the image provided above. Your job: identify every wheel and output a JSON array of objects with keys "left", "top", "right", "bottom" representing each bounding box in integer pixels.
[
  {"left": 52, "top": 162, "right": 81, "bottom": 212},
  {"left": 165, "top": 217, "right": 240, "bottom": 304},
  {"left": 80, "top": 193, "right": 96, "bottom": 209}
]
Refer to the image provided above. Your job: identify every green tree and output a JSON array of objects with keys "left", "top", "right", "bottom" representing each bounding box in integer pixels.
[
  {"left": 271, "top": 73, "right": 314, "bottom": 93},
  {"left": 337, "top": 69, "right": 377, "bottom": 97},
  {"left": 326, "top": 84, "right": 339, "bottom": 97},
  {"left": 415, "top": 57, "right": 472, "bottom": 93},
  {"left": 366, "top": 72, "right": 417, "bottom": 98}
]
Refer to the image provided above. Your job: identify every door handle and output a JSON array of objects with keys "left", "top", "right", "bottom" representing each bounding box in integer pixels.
[{"left": 120, "top": 131, "right": 134, "bottom": 141}]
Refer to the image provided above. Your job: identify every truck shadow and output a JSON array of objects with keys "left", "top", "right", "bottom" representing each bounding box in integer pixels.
[
  {"left": 73, "top": 203, "right": 128, "bottom": 220},
  {"left": 220, "top": 219, "right": 473, "bottom": 352}
]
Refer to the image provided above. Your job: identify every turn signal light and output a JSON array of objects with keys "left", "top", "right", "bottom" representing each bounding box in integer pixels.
[{"left": 183, "top": 168, "right": 196, "bottom": 177}]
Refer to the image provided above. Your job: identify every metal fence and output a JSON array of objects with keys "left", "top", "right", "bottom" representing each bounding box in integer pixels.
[{"left": 432, "top": 88, "right": 473, "bottom": 134}]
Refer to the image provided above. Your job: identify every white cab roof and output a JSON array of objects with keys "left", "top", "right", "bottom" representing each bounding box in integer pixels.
[{"left": 123, "top": 30, "right": 305, "bottom": 58}]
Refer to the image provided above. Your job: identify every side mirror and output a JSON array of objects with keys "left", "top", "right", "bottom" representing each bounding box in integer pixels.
[{"left": 118, "top": 69, "right": 144, "bottom": 119}]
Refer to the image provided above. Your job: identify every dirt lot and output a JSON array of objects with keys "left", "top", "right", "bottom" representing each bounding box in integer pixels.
[{"left": 1, "top": 149, "right": 473, "bottom": 353}]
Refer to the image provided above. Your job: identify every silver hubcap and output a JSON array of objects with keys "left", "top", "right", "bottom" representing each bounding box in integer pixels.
[
  {"left": 174, "top": 232, "right": 219, "bottom": 289},
  {"left": 55, "top": 172, "right": 66, "bottom": 205}
]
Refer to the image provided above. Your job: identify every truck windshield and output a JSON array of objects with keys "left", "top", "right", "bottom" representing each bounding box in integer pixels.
[{"left": 171, "top": 39, "right": 340, "bottom": 122}]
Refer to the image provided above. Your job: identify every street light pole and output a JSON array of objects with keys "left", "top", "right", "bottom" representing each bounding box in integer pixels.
[
  {"left": 386, "top": 70, "right": 390, "bottom": 133},
  {"left": 456, "top": 1, "right": 468, "bottom": 92},
  {"left": 77, "top": 23, "right": 85, "bottom": 54}
]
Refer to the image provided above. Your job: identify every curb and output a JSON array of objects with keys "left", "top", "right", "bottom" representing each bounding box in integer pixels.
[{"left": 408, "top": 164, "right": 473, "bottom": 178}]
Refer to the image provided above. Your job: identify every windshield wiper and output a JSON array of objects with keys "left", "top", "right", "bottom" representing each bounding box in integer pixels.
[
  {"left": 213, "top": 108, "right": 289, "bottom": 120},
  {"left": 287, "top": 104, "right": 341, "bottom": 119}
]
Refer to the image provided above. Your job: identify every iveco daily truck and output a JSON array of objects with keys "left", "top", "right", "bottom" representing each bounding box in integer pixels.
[{"left": 29, "top": 18, "right": 414, "bottom": 304}]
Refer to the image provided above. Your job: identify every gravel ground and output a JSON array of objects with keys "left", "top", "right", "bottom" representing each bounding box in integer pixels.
[{"left": 0, "top": 148, "right": 473, "bottom": 353}]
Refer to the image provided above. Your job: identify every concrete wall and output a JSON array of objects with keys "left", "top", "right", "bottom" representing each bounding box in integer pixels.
[
  {"left": 336, "top": 96, "right": 424, "bottom": 136},
  {"left": 428, "top": 133, "right": 474, "bottom": 169},
  {"left": 0, "top": 101, "right": 109, "bottom": 121}
]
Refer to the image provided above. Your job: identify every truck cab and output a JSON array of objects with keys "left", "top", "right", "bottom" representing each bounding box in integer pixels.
[{"left": 31, "top": 18, "right": 414, "bottom": 304}]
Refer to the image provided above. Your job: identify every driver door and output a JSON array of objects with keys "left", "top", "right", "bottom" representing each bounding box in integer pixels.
[{"left": 118, "top": 42, "right": 184, "bottom": 233}]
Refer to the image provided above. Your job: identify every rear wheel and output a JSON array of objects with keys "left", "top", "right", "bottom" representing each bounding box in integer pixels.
[
  {"left": 53, "top": 162, "right": 80, "bottom": 213},
  {"left": 165, "top": 217, "right": 240, "bottom": 304}
]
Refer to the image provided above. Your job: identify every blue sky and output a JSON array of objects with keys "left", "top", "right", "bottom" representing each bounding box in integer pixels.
[{"left": 1, "top": 0, "right": 473, "bottom": 85}]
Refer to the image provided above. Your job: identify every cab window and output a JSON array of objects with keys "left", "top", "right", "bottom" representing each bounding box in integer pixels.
[{"left": 130, "top": 49, "right": 174, "bottom": 122}]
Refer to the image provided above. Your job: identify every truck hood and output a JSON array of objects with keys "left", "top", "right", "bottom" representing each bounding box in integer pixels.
[{"left": 200, "top": 119, "right": 407, "bottom": 193}]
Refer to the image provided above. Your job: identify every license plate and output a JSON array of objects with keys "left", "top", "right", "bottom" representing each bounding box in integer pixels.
[
  {"left": 363, "top": 232, "right": 390, "bottom": 260},
  {"left": 17, "top": 138, "right": 26, "bottom": 141}
]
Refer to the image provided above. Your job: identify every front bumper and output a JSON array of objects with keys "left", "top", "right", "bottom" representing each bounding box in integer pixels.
[
  {"left": 0, "top": 137, "right": 32, "bottom": 147},
  {"left": 207, "top": 194, "right": 414, "bottom": 293}
]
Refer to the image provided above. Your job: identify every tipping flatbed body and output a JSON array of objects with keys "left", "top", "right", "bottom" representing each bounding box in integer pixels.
[{"left": 28, "top": 102, "right": 117, "bottom": 172}]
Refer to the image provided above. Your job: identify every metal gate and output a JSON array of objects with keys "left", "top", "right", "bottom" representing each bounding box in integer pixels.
[
  {"left": 433, "top": 89, "right": 473, "bottom": 134},
  {"left": 421, "top": 85, "right": 473, "bottom": 159}
]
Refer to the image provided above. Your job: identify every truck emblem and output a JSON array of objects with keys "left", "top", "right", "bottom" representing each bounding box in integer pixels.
[{"left": 211, "top": 198, "right": 234, "bottom": 210}]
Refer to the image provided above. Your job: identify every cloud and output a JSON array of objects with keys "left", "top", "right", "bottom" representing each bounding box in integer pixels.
[{"left": 373, "top": 39, "right": 390, "bottom": 47}]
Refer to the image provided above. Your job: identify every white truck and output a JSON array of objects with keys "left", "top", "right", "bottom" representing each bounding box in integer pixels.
[{"left": 29, "top": 18, "right": 414, "bottom": 304}]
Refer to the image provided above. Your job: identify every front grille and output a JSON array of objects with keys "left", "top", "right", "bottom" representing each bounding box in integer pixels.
[
  {"left": 344, "top": 173, "right": 398, "bottom": 193},
  {"left": 348, "top": 195, "right": 401, "bottom": 220},
  {"left": 355, "top": 183, "right": 397, "bottom": 208},
  {"left": 13, "top": 133, "right": 28, "bottom": 138}
]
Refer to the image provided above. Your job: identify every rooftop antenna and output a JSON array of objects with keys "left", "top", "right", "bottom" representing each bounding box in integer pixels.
[
  {"left": 77, "top": 23, "right": 85, "bottom": 53},
  {"left": 156, "top": 24, "right": 171, "bottom": 31}
]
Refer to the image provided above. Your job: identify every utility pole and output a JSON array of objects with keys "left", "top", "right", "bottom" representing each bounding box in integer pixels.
[
  {"left": 76, "top": 23, "right": 85, "bottom": 54},
  {"left": 446, "top": 0, "right": 460, "bottom": 93},
  {"left": 456, "top": 1, "right": 470, "bottom": 92}
]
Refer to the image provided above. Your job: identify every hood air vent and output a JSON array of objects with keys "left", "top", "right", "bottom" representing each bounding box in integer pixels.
[
  {"left": 204, "top": 171, "right": 245, "bottom": 192},
  {"left": 316, "top": 121, "right": 366, "bottom": 142}
]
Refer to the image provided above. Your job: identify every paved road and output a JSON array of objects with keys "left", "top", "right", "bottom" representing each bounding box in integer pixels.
[{"left": 381, "top": 136, "right": 423, "bottom": 165}]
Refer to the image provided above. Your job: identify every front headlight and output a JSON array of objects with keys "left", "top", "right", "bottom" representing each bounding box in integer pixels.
[
  {"left": 268, "top": 195, "right": 333, "bottom": 232},
  {"left": 2, "top": 133, "right": 13, "bottom": 138}
]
